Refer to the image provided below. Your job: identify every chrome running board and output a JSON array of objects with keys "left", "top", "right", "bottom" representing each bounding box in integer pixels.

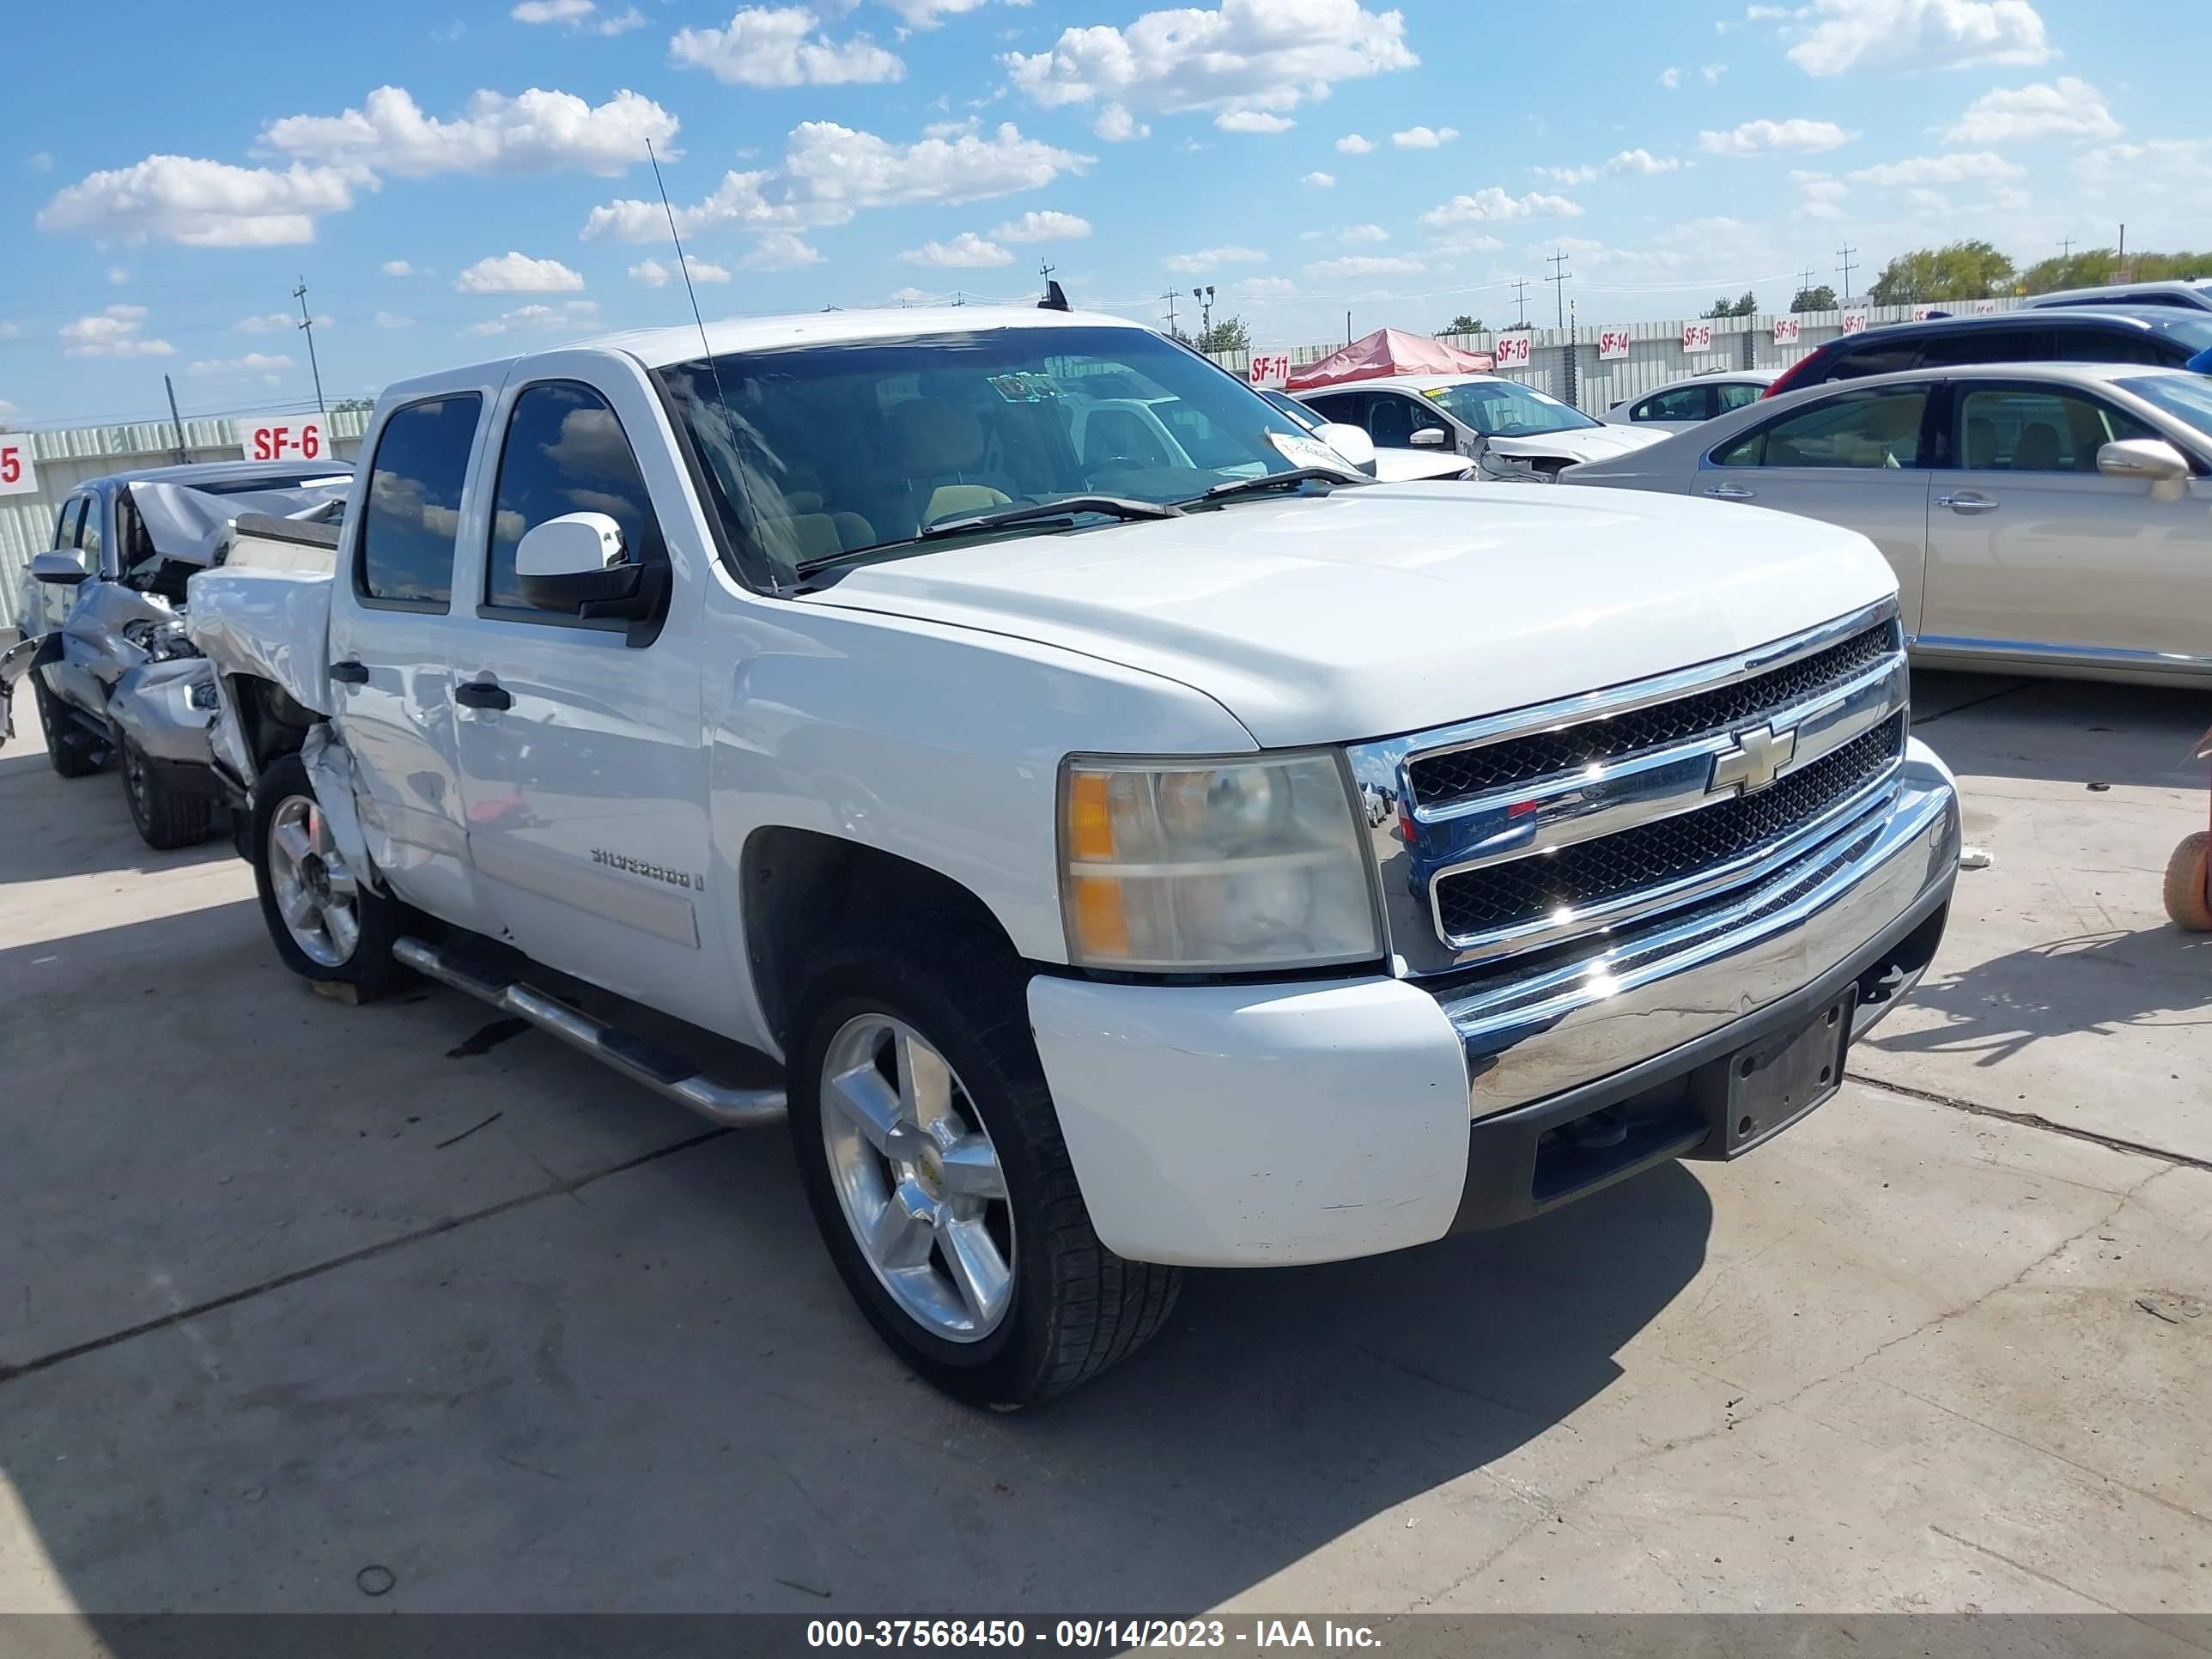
[{"left": 393, "top": 936, "right": 787, "bottom": 1129}]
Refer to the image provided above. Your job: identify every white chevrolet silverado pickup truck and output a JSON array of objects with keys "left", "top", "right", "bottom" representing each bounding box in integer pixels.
[{"left": 187, "top": 306, "right": 1960, "bottom": 1407}]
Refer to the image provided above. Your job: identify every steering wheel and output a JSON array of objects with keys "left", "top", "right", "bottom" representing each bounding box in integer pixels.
[{"left": 1080, "top": 457, "right": 1146, "bottom": 489}]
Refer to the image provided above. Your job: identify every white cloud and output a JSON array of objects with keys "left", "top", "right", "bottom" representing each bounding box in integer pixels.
[
  {"left": 1216, "top": 111, "right": 1294, "bottom": 134},
  {"left": 1006, "top": 1, "right": 1418, "bottom": 119},
  {"left": 38, "top": 155, "right": 362, "bottom": 246},
  {"left": 27, "top": 152, "right": 52, "bottom": 173},
  {"left": 1304, "top": 254, "right": 1426, "bottom": 282},
  {"left": 2077, "top": 137, "right": 2212, "bottom": 198},
  {"left": 454, "top": 251, "right": 586, "bottom": 291},
  {"left": 1302, "top": 171, "right": 1336, "bottom": 188},
  {"left": 991, "top": 209, "right": 1091, "bottom": 241},
  {"left": 60, "top": 305, "right": 174, "bottom": 358},
  {"left": 684, "top": 258, "right": 732, "bottom": 282},
  {"left": 1699, "top": 118, "right": 1856, "bottom": 155},
  {"left": 1791, "top": 169, "right": 1850, "bottom": 220},
  {"left": 583, "top": 120, "right": 1088, "bottom": 244},
  {"left": 1237, "top": 276, "right": 1300, "bottom": 298},
  {"left": 1093, "top": 104, "right": 1150, "bottom": 143},
  {"left": 739, "top": 231, "right": 824, "bottom": 270},
  {"left": 1303, "top": 222, "right": 1389, "bottom": 246},
  {"left": 1419, "top": 188, "right": 1583, "bottom": 227},
  {"left": 880, "top": 0, "right": 1009, "bottom": 22},
  {"left": 512, "top": 0, "right": 646, "bottom": 33},
  {"left": 1943, "top": 77, "right": 2119, "bottom": 144},
  {"left": 236, "top": 313, "right": 295, "bottom": 332},
  {"left": 1335, "top": 133, "right": 1376, "bottom": 155},
  {"left": 105, "top": 266, "right": 129, "bottom": 285},
  {"left": 1659, "top": 66, "right": 1682, "bottom": 88},
  {"left": 1535, "top": 163, "right": 1598, "bottom": 186},
  {"left": 1847, "top": 149, "right": 2022, "bottom": 185},
  {"left": 901, "top": 230, "right": 1013, "bottom": 267},
  {"left": 465, "top": 300, "right": 599, "bottom": 336},
  {"left": 1702, "top": 63, "right": 1729, "bottom": 84},
  {"left": 1780, "top": 0, "right": 2053, "bottom": 77},
  {"left": 381, "top": 258, "right": 416, "bottom": 276},
  {"left": 633, "top": 256, "right": 733, "bottom": 286},
  {"left": 1164, "top": 245, "right": 1268, "bottom": 274},
  {"left": 262, "top": 86, "right": 678, "bottom": 177},
  {"left": 672, "top": 7, "right": 903, "bottom": 87},
  {"left": 374, "top": 311, "right": 415, "bottom": 328},
  {"left": 1392, "top": 125, "right": 1458, "bottom": 149},
  {"left": 189, "top": 352, "right": 293, "bottom": 378},
  {"left": 1535, "top": 149, "right": 1681, "bottom": 185}
]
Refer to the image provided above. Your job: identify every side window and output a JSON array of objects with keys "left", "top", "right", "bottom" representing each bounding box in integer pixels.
[
  {"left": 1955, "top": 386, "right": 2158, "bottom": 473},
  {"left": 54, "top": 498, "right": 84, "bottom": 552},
  {"left": 1916, "top": 327, "right": 2054, "bottom": 368},
  {"left": 485, "top": 382, "right": 665, "bottom": 614},
  {"left": 1714, "top": 381, "right": 1764, "bottom": 414},
  {"left": 1638, "top": 386, "right": 1711, "bottom": 422},
  {"left": 1714, "top": 387, "right": 1929, "bottom": 470},
  {"left": 358, "top": 394, "right": 482, "bottom": 608},
  {"left": 2056, "top": 326, "right": 2169, "bottom": 367},
  {"left": 76, "top": 496, "right": 104, "bottom": 568},
  {"left": 1367, "top": 395, "right": 1423, "bottom": 447},
  {"left": 1821, "top": 342, "right": 1921, "bottom": 383},
  {"left": 1303, "top": 392, "right": 1365, "bottom": 428}
]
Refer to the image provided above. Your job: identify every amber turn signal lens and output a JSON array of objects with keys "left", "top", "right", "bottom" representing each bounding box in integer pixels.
[{"left": 1066, "top": 770, "right": 1116, "bottom": 862}]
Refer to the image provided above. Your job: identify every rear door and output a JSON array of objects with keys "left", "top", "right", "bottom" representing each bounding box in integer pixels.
[
  {"left": 326, "top": 386, "right": 507, "bottom": 933},
  {"left": 1921, "top": 380, "right": 2209, "bottom": 663},
  {"left": 1696, "top": 382, "right": 1936, "bottom": 634},
  {"left": 447, "top": 356, "right": 726, "bottom": 1026}
]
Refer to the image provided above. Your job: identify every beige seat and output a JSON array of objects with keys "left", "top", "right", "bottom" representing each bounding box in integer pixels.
[{"left": 884, "top": 398, "right": 1012, "bottom": 526}]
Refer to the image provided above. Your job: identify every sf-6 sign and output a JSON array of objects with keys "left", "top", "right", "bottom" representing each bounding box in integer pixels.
[
  {"left": 1597, "top": 328, "right": 1632, "bottom": 362},
  {"left": 1681, "top": 320, "right": 1717, "bottom": 354},
  {"left": 1493, "top": 332, "right": 1534, "bottom": 369},
  {"left": 239, "top": 414, "right": 331, "bottom": 463},
  {"left": 0, "top": 434, "right": 36, "bottom": 498}
]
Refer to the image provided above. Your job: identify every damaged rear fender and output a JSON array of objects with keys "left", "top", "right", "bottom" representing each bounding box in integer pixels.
[{"left": 297, "top": 722, "right": 385, "bottom": 896}]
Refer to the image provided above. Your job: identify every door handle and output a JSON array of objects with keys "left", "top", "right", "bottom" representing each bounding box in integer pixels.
[
  {"left": 454, "top": 679, "right": 512, "bottom": 711},
  {"left": 1936, "top": 492, "right": 1998, "bottom": 514},
  {"left": 329, "top": 659, "right": 369, "bottom": 684},
  {"left": 1702, "top": 483, "right": 1755, "bottom": 500}
]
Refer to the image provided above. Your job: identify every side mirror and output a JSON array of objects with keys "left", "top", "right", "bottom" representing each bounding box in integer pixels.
[
  {"left": 1410, "top": 427, "right": 1451, "bottom": 448},
  {"left": 513, "top": 512, "right": 652, "bottom": 617},
  {"left": 30, "top": 550, "right": 90, "bottom": 586},
  {"left": 2098, "top": 438, "right": 2192, "bottom": 501},
  {"left": 1314, "top": 422, "right": 1379, "bottom": 477}
]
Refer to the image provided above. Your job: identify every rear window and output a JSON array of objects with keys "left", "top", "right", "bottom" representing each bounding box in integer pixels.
[
  {"left": 357, "top": 395, "right": 481, "bottom": 607},
  {"left": 1815, "top": 340, "right": 1921, "bottom": 383}
]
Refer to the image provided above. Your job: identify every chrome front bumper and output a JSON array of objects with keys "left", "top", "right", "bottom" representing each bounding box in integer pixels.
[{"left": 1438, "top": 743, "right": 1958, "bottom": 1121}]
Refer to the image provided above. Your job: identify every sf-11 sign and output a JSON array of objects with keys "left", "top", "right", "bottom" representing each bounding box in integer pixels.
[
  {"left": 1681, "top": 320, "right": 1717, "bottom": 354},
  {"left": 1597, "top": 329, "right": 1632, "bottom": 362},
  {"left": 1772, "top": 318, "right": 1802, "bottom": 346},
  {"left": 1247, "top": 354, "right": 1293, "bottom": 390},
  {"left": 240, "top": 415, "right": 331, "bottom": 463},
  {"left": 0, "top": 435, "right": 36, "bottom": 498},
  {"left": 1494, "top": 332, "right": 1533, "bottom": 369}
]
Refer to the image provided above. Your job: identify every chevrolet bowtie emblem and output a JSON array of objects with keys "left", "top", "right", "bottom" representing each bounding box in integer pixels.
[{"left": 1711, "top": 723, "right": 1798, "bottom": 796}]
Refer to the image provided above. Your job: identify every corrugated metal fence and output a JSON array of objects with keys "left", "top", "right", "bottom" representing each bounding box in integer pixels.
[{"left": 0, "top": 411, "right": 369, "bottom": 632}]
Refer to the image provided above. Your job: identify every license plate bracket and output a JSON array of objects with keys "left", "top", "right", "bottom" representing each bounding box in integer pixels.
[{"left": 1700, "top": 987, "right": 1856, "bottom": 1158}]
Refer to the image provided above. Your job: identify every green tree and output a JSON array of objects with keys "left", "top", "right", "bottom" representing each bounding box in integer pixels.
[
  {"left": 1442, "top": 313, "right": 1484, "bottom": 335},
  {"left": 1789, "top": 283, "right": 1838, "bottom": 312},
  {"left": 331, "top": 396, "right": 374, "bottom": 413},
  {"left": 2018, "top": 247, "right": 2212, "bottom": 294},
  {"left": 1197, "top": 315, "right": 1250, "bottom": 353},
  {"left": 1868, "top": 240, "right": 2015, "bottom": 305},
  {"left": 1700, "top": 291, "right": 1759, "bottom": 318}
]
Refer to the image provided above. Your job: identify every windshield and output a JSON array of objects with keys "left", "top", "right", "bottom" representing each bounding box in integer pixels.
[
  {"left": 2153, "top": 314, "right": 2212, "bottom": 354},
  {"left": 1420, "top": 380, "right": 1600, "bottom": 437},
  {"left": 2118, "top": 374, "right": 2212, "bottom": 444},
  {"left": 1260, "top": 389, "right": 1326, "bottom": 433},
  {"left": 654, "top": 325, "right": 1348, "bottom": 583}
]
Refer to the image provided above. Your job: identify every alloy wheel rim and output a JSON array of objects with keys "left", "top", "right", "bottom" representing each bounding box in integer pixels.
[
  {"left": 818, "top": 1014, "right": 1015, "bottom": 1343},
  {"left": 123, "top": 744, "right": 149, "bottom": 816},
  {"left": 267, "top": 794, "right": 362, "bottom": 968}
]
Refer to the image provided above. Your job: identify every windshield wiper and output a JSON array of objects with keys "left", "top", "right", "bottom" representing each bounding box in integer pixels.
[
  {"left": 1187, "top": 466, "right": 1367, "bottom": 507},
  {"left": 917, "top": 494, "right": 1184, "bottom": 540}
]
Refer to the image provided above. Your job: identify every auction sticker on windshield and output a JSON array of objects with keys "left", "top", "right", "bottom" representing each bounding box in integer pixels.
[{"left": 1268, "top": 431, "right": 1352, "bottom": 471}]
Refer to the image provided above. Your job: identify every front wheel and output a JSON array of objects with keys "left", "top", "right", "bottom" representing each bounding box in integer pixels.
[
  {"left": 34, "top": 678, "right": 106, "bottom": 778},
  {"left": 120, "top": 733, "right": 215, "bottom": 849},
  {"left": 251, "top": 750, "right": 406, "bottom": 999},
  {"left": 788, "top": 920, "right": 1181, "bottom": 1409}
]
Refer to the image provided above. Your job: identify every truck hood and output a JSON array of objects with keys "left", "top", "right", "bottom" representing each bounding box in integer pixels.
[
  {"left": 1486, "top": 423, "right": 1668, "bottom": 465},
  {"left": 803, "top": 485, "right": 1898, "bottom": 748}
]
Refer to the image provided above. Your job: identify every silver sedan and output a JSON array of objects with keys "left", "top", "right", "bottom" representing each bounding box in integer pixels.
[{"left": 1563, "top": 362, "right": 2212, "bottom": 685}]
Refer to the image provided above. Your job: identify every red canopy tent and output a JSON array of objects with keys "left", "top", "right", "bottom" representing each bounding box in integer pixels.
[{"left": 1285, "top": 327, "right": 1495, "bottom": 391}]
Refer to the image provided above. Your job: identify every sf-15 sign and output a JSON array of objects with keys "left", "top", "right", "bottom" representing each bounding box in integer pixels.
[
  {"left": 239, "top": 415, "right": 331, "bottom": 463},
  {"left": 1681, "top": 320, "right": 1717, "bottom": 354},
  {"left": 0, "top": 435, "right": 36, "bottom": 498}
]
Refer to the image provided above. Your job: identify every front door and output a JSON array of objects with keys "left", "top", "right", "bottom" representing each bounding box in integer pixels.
[
  {"left": 1698, "top": 382, "right": 1936, "bottom": 635},
  {"left": 447, "top": 361, "right": 727, "bottom": 1029},
  {"left": 1922, "top": 380, "right": 2212, "bottom": 663}
]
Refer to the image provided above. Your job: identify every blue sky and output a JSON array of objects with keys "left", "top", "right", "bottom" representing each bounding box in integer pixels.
[{"left": 3, "top": 0, "right": 2207, "bottom": 428}]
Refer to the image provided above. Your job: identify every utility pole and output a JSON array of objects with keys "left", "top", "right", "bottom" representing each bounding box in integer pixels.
[
  {"left": 2115, "top": 222, "right": 2128, "bottom": 282},
  {"left": 2057, "top": 237, "right": 2074, "bottom": 262},
  {"left": 1510, "top": 276, "right": 1531, "bottom": 329},
  {"left": 293, "top": 277, "right": 326, "bottom": 417},
  {"left": 1159, "top": 288, "right": 1180, "bottom": 336},
  {"left": 1544, "top": 249, "right": 1571, "bottom": 331},
  {"left": 162, "top": 374, "right": 189, "bottom": 465},
  {"left": 1835, "top": 244, "right": 1857, "bottom": 301},
  {"left": 1797, "top": 264, "right": 1817, "bottom": 298}
]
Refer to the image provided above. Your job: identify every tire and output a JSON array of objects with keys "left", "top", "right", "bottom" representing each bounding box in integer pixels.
[
  {"left": 33, "top": 677, "right": 106, "bottom": 778},
  {"left": 788, "top": 917, "right": 1181, "bottom": 1409},
  {"left": 119, "top": 732, "right": 215, "bottom": 850},
  {"left": 2162, "top": 831, "right": 2212, "bottom": 932},
  {"left": 250, "top": 750, "right": 407, "bottom": 1000}
]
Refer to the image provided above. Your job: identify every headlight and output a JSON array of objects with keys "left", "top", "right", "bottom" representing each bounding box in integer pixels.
[
  {"left": 1059, "top": 752, "right": 1383, "bottom": 971},
  {"left": 123, "top": 618, "right": 200, "bottom": 663}
]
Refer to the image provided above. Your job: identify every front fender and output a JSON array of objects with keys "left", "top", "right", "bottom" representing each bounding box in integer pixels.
[{"left": 109, "top": 656, "right": 218, "bottom": 765}]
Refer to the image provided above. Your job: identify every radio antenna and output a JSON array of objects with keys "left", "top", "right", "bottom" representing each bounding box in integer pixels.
[{"left": 650, "top": 138, "right": 720, "bottom": 371}]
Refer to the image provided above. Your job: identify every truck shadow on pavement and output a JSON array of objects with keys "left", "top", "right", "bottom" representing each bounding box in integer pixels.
[{"left": 1909, "top": 669, "right": 2210, "bottom": 791}]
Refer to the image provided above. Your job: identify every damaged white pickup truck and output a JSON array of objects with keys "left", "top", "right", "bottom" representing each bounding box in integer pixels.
[{"left": 187, "top": 307, "right": 1960, "bottom": 1407}]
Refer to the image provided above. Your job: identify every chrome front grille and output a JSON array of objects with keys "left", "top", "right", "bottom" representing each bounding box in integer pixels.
[{"left": 1345, "top": 599, "right": 1912, "bottom": 974}]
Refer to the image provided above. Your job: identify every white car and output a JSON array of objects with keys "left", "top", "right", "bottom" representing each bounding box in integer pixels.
[
  {"left": 1257, "top": 388, "right": 1474, "bottom": 483},
  {"left": 2021, "top": 278, "right": 2212, "bottom": 313},
  {"left": 188, "top": 305, "right": 1957, "bottom": 1407},
  {"left": 1604, "top": 371, "right": 1778, "bottom": 434},
  {"left": 1297, "top": 374, "right": 1668, "bottom": 480}
]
